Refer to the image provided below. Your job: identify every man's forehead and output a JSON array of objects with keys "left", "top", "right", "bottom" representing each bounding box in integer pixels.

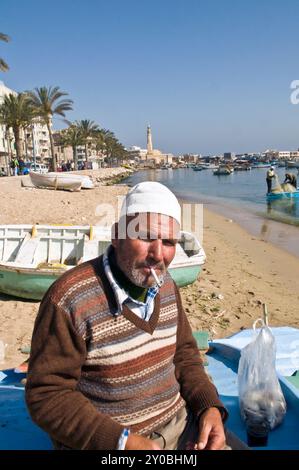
[{"left": 118, "top": 212, "right": 180, "bottom": 239}]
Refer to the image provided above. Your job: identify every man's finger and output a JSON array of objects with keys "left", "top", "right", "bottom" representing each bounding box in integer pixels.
[{"left": 197, "top": 423, "right": 210, "bottom": 450}]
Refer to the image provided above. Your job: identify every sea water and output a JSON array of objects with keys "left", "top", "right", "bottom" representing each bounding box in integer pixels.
[{"left": 124, "top": 168, "right": 299, "bottom": 258}]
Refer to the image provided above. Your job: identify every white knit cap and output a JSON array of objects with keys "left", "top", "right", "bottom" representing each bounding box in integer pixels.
[{"left": 120, "top": 181, "right": 181, "bottom": 225}]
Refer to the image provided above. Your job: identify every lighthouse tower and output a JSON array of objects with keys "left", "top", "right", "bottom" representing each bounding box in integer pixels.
[{"left": 147, "top": 125, "right": 153, "bottom": 155}]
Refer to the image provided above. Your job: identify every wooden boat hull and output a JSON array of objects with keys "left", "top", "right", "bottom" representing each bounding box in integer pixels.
[
  {"left": 0, "top": 264, "right": 203, "bottom": 300},
  {"left": 168, "top": 264, "right": 201, "bottom": 287},
  {"left": 0, "top": 225, "right": 205, "bottom": 299},
  {"left": 0, "top": 266, "right": 63, "bottom": 300},
  {"left": 30, "top": 172, "right": 94, "bottom": 191},
  {"left": 267, "top": 191, "right": 299, "bottom": 200}
]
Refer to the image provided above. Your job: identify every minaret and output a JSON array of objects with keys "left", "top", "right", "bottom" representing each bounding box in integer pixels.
[{"left": 147, "top": 124, "right": 153, "bottom": 155}]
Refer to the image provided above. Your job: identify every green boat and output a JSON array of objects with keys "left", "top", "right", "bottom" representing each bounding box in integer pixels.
[{"left": 0, "top": 225, "right": 206, "bottom": 300}]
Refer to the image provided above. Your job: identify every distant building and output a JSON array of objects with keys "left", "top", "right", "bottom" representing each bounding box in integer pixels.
[
  {"left": 278, "top": 151, "right": 299, "bottom": 160},
  {"left": 223, "top": 152, "right": 236, "bottom": 160},
  {"left": 182, "top": 154, "right": 199, "bottom": 163},
  {"left": 53, "top": 129, "right": 105, "bottom": 168},
  {"left": 0, "top": 81, "right": 51, "bottom": 172},
  {"left": 126, "top": 146, "right": 148, "bottom": 160}
]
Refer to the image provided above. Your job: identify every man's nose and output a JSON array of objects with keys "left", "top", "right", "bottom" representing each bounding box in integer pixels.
[{"left": 148, "top": 239, "right": 163, "bottom": 262}]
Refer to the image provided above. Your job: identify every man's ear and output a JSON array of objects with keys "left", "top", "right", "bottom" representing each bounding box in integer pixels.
[{"left": 111, "top": 222, "right": 118, "bottom": 248}]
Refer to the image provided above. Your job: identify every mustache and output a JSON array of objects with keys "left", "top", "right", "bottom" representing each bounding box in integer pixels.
[{"left": 136, "top": 262, "right": 165, "bottom": 271}]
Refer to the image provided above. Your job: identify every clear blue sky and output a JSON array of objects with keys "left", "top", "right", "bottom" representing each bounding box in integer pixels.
[{"left": 2, "top": 0, "right": 299, "bottom": 155}]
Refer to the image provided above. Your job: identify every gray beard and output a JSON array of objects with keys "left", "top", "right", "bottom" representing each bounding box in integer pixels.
[{"left": 124, "top": 265, "right": 165, "bottom": 288}]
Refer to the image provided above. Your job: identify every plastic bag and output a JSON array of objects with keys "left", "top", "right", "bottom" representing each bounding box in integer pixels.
[{"left": 238, "top": 319, "right": 286, "bottom": 445}]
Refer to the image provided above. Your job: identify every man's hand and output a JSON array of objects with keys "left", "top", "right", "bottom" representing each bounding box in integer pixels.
[
  {"left": 195, "top": 407, "right": 226, "bottom": 450},
  {"left": 125, "top": 433, "right": 161, "bottom": 450}
]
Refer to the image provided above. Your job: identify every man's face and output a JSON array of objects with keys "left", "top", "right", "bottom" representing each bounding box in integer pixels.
[{"left": 112, "top": 213, "right": 180, "bottom": 288}]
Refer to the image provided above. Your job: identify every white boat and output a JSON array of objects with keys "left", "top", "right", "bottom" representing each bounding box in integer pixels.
[
  {"left": 29, "top": 172, "right": 94, "bottom": 191},
  {"left": 0, "top": 225, "right": 206, "bottom": 299},
  {"left": 213, "top": 165, "right": 234, "bottom": 175}
]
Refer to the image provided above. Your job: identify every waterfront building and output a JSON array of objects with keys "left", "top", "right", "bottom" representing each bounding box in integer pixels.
[{"left": 0, "top": 81, "right": 51, "bottom": 172}]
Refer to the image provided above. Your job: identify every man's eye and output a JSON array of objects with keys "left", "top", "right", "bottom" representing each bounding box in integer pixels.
[
  {"left": 162, "top": 240, "right": 176, "bottom": 246},
  {"left": 138, "top": 234, "right": 151, "bottom": 241}
]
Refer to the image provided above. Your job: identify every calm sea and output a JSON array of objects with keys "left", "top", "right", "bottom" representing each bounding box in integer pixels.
[{"left": 123, "top": 167, "right": 299, "bottom": 258}]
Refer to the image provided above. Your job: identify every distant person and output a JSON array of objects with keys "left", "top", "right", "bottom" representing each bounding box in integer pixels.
[
  {"left": 10, "top": 158, "right": 19, "bottom": 176},
  {"left": 266, "top": 166, "right": 275, "bottom": 193},
  {"left": 284, "top": 173, "right": 297, "bottom": 189},
  {"left": 18, "top": 158, "right": 25, "bottom": 175}
]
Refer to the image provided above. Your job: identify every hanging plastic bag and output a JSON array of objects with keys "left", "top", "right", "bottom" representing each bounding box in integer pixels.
[{"left": 238, "top": 319, "right": 287, "bottom": 446}]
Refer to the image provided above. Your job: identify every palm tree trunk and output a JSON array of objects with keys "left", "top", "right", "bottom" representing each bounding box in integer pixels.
[
  {"left": 85, "top": 142, "right": 88, "bottom": 162},
  {"left": 46, "top": 120, "right": 57, "bottom": 172},
  {"left": 24, "top": 128, "right": 28, "bottom": 159},
  {"left": 13, "top": 126, "right": 23, "bottom": 160},
  {"left": 73, "top": 145, "right": 78, "bottom": 170},
  {"left": 4, "top": 128, "right": 11, "bottom": 176}
]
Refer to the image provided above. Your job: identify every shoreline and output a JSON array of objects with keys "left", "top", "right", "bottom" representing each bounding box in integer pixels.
[
  {"left": 0, "top": 171, "right": 299, "bottom": 369},
  {"left": 123, "top": 169, "right": 299, "bottom": 259},
  {"left": 176, "top": 192, "right": 299, "bottom": 260},
  {"left": 180, "top": 206, "right": 299, "bottom": 340}
]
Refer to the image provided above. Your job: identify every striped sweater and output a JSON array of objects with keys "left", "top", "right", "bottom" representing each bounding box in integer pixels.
[{"left": 25, "top": 256, "right": 225, "bottom": 450}]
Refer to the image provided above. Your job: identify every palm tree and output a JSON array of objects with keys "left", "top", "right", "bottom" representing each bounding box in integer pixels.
[
  {"left": 99, "top": 129, "right": 126, "bottom": 166},
  {"left": 26, "top": 86, "right": 73, "bottom": 171},
  {"left": 0, "top": 93, "right": 34, "bottom": 161},
  {"left": 0, "top": 32, "right": 10, "bottom": 72},
  {"left": 75, "top": 119, "right": 99, "bottom": 162},
  {"left": 60, "top": 124, "right": 84, "bottom": 170}
]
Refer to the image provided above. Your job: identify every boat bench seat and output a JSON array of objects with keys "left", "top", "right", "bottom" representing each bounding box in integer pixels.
[
  {"left": 81, "top": 238, "right": 110, "bottom": 262},
  {"left": 14, "top": 234, "right": 41, "bottom": 265},
  {"left": 175, "top": 242, "right": 187, "bottom": 261}
]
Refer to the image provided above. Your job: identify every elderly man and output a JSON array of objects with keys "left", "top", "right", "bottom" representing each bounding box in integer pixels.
[{"left": 26, "top": 182, "right": 239, "bottom": 450}]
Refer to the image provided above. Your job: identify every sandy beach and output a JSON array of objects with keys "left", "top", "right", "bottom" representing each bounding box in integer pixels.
[{"left": 1, "top": 170, "right": 299, "bottom": 369}]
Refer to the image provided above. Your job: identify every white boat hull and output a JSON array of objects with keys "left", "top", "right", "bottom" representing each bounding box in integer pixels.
[
  {"left": 0, "top": 225, "right": 206, "bottom": 299},
  {"left": 30, "top": 172, "right": 94, "bottom": 191}
]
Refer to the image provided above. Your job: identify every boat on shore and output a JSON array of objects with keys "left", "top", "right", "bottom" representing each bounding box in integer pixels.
[
  {"left": 1, "top": 326, "right": 298, "bottom": 449},
  {"left": 0, "top": 225, "right": 206, "bottom": 300},
  {"left": 30, "top": 172, "right": 94, "bottom": 191}
]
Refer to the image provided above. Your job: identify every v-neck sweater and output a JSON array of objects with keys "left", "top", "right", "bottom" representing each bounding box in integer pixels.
[{"left": 25, "top": 256, "right": 225, "bottom": 450}]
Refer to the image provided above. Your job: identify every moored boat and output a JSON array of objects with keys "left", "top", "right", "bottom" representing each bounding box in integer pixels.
[
  {"left": 0, "top": 225, "right": 206, "bottom": 299},
  {"left": 252, "top": 162, "right": 273, "bottom": 169},
  {"left": 267, "top": 190, "right": 299, "bottom": 200},
  {"left": 213, "top": 165, "right": 234, "bottom": 175}
]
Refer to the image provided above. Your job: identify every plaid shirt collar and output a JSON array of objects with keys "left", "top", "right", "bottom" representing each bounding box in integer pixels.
[{"left": 102, "top": 245, "right": 159, "bottom": 316}]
